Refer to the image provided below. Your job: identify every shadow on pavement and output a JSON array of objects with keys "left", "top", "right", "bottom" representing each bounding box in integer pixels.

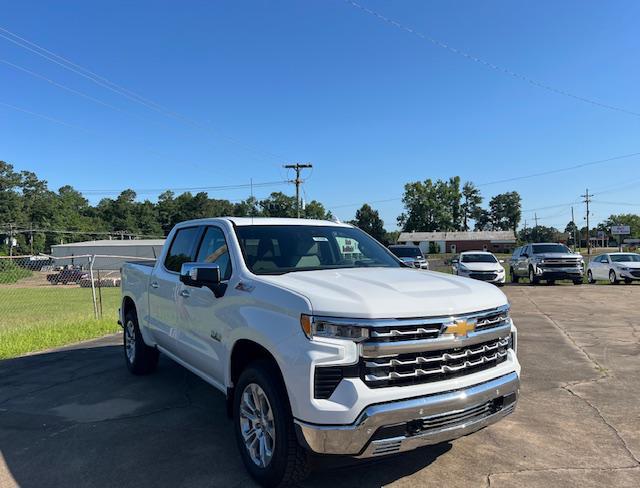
[{"left": 0, "top": 336, "right": 446, "bottom": 487}]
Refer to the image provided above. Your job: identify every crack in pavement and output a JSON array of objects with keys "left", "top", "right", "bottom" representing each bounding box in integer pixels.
[
  {"left": 520, "top": 293, "right": 640, "bottom": 467},
  {"left": 486, "top": 465, "right": 640, "bottom": 487}
]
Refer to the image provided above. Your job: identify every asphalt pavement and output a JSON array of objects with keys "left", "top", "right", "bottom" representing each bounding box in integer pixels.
[{"left": 1, "top": 283, "right": 639, "bottom": 487}]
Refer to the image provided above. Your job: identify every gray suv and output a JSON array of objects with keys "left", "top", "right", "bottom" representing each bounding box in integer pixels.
[{"left": 510, "top": 243, "right": 584, "bottom": 285}]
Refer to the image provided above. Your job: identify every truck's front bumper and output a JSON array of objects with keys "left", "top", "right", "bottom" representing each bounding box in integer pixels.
[{"left": 294, "top": 372, "right": 519, "bottom": 458}]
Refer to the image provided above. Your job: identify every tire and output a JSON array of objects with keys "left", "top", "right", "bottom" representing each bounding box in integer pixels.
[
  {"left": 510, "top": 268, "right": 519, "bottom": 283},
  {"left": 573, "top": 278, "right": 583, "bottom": 285},
  {"left": 529, "top": 267, "right": 539, "bottom": 285},
  {"left": 587, "top": 270, "right": 595, "bottom": 284},
  {"left": 609, "top": 270, "right": 619, "bottom": 285},
  {"left": 124, "top": 309, "right": 159, "bottom": 375},
  {"left": 233, "top": 360, "right": 310, "bottom": 488},
  {"left": 625, "top": 278, "right": 632, "bottom": 285},
  {"left": 547, "top": 280, "right": 555, "bottom": 286}
]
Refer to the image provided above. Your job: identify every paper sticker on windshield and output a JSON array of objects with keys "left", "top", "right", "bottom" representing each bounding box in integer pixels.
[{"left": 312, "top": 236, "right": 328, "bottom": 242}]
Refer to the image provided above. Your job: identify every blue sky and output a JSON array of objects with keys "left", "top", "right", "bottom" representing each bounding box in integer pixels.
[{"left": 1, "top": 0, "right": 639, "bottom": 230}]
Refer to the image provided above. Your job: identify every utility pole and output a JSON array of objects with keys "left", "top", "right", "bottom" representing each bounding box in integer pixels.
[
  {"left": 571, "top": 206, "right": 578, "bottom": 251},
  {"left": 283, "top": 163, "right": 313, "bottom": 218},
  {"left": 523, "top": 220, "right": 528, "bottom": 242},
  {"left": 8, "top": 223, "right": 14, "bottom": 257},
  {"left": 581, "top": 189, "right": 592, "bottom": 255},
  {"left": 533, "top": 213, "right": 539, "bottom": 242}
]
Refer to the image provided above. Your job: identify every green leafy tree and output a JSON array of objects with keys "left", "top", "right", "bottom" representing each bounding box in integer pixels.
[
  {"left": 489, "top": 192, "right": 521, "bottom": 232},
  {"left": 461, "top": 181, "right": 483, "bottom": 231},
  {"left": 398, "top": 177, "right": 463, "bottom": 232},
  {"left": 352, "top": 204, "right": 386, "bottom": 243}
]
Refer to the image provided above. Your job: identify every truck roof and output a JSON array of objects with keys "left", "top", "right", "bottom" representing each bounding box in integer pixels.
[{"left": 176, "top": 217, "right": 352, "bottom": 228}]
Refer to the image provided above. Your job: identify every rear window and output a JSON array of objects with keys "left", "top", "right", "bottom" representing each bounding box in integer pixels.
[{"left": 165, "top": 227, "right": 199, "bottom": 272}]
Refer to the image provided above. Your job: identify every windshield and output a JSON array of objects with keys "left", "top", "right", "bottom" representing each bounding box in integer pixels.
[
  {"left": 461, "top": 254, "right": 498, "bottom": 263},
  {"left": 235, "top": 225, "right": 402, "bottom": 275},
  {"left": 532, "top": 244, "right": 571, "bottom": 254},
  {"left": 389, "top": 246, "right": 423, "bottom": 258},
  {"left": 611, "top": 254, "right": 640, "bottom": 263}
]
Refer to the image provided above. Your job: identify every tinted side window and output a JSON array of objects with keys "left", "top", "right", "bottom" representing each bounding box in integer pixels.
[
  {"left": 196, "top": 226, "right": 232, "bottom": 280},
  {"left": 165, "top": 227, "right": 199, "bottom": 272}
]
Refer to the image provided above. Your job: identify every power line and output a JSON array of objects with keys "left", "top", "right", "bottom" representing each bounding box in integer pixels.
[
  {"left": 77, "top": 180, "right": 289, "bottom": 196},
  {"left": 0, "top": 26, "right": 286, "bottom": 163},
  {"left": 345, "top": 0, "right": 640, "bottom": 118},
  {"left": 327, "top": 150, "right": 640, "bottom": 209}
]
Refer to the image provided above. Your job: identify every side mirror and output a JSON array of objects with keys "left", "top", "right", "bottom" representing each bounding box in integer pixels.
[{"left": 180, "top": 262, "right": 221, "bottom": 288}]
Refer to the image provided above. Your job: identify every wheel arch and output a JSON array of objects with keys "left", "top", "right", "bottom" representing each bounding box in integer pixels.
[{"left": 227, "top": 339, "right": 288, "bottom": 418}]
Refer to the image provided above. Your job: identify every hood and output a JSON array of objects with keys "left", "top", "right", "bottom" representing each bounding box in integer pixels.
[
  {"left": 615, "top": 261, "right": 640, "bottom": 269},
  {"left": 257, "top": 267, "right": 508, "bottom": 318},
  {"left": 459, "top": 262, "right": 503, "bottom": 272}
]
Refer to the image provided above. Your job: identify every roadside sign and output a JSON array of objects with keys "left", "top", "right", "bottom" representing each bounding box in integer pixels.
[{"left": 611, "top": 225, "right": 631, "bottom": 235}]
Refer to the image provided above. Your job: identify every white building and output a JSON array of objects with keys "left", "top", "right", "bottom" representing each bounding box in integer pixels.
[{"left": 51, "top": 239, "right": 165, "bottom": 270}]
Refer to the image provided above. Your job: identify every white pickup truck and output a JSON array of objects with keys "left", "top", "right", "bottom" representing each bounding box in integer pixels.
[{"left": 120, "top": 217, "right": 520, "bottom": 487}]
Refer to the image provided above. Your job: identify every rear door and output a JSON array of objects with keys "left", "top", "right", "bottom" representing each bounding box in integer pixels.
[
  {"left": 148, "top": 226, "right": 201, "bottom": 354},
  {"left": 177, "top": 225, "right": 234, "bottom": 384}
]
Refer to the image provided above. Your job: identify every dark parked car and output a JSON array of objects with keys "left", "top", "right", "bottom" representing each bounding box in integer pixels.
[{"left": 46, "top": 266, "right": 89, "bottom": 285}]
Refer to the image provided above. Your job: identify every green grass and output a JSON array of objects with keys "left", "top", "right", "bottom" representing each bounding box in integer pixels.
[
  {"left": 0, "top": 287, "right": 121, "bottom": 359},
  {"left": 0, "top": 261, "right": 33, "bottom": 284}
]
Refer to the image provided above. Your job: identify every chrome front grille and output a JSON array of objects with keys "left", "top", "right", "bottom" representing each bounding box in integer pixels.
[
  {"left": 364, "top": 306, "right": 509, "bottom": 343},
  {"left": 361, "top": 338, "right": 509, "bottom": 388}
]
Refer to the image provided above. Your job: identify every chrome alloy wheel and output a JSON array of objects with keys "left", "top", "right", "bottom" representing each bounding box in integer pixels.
[
  {"left": 125, "top": 320, "right": 136, "bottom": 363},
  {"left": 240, "top": 383, "right": 276, "bottom": 468}
]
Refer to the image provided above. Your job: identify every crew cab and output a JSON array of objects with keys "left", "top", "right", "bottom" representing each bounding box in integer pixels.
[
  {"left": 510, "top": 243, "right": 584, "bottom": 285},
  {"left": 120, "top": 218, "right": 520, "bottom": 487}
]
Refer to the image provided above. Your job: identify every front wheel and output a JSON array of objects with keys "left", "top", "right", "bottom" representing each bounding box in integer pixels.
[
  {"left": 529, "top": 267, "right": 539, "bottom": 285},
  {"left": 234, "top": 361, "right": 310, "bottom": 487},
  {"left": 587, "top": 270, "right": 595, "bottom": 284},
  {"left": 609, "top": 270, "right": 619, "bottom": 285}
]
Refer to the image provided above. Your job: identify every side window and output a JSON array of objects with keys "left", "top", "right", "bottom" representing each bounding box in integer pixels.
[
  {"left": 165, "top": 227, "right": 199, "bottom": 272},
  {"left": 196, "top": 226, "right": 232, "bottom": 281}
]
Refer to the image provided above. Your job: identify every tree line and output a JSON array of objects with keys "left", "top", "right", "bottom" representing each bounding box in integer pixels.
[{"left": 2, "top": 160, "right": 636, "bottom": 254}]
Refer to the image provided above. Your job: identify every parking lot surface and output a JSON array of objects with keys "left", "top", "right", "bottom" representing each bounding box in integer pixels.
[{"left": 1, "top": 283, "right": 639, "bottom": 487}]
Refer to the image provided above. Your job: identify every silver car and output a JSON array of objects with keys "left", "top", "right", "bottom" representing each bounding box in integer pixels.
[{"left": 587, "top": 252, "right": 640, "bottom": 284}]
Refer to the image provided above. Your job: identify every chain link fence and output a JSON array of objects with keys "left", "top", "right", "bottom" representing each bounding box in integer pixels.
[{"left": 0, "top": 253, "right": 154, "bottom": 359}]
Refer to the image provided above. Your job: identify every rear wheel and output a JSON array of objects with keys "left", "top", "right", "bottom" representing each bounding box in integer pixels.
[
  {"left": 529, "top": 267, "right": 539, "bottom": 285},
  {"left": 234, "top": 361, "right": 310, "bottom": 487},
  {"left": 587, "top": 270, "right": 595, "bottom": 284},
  {"left": 510, "top": 268, "right": 519, "bottom": 283},
  {"left": 609, "top": 269, "right": 619, "bottom": 285},
  {"left": 124, "top": 310, "right": 159, "bottom": 375}
]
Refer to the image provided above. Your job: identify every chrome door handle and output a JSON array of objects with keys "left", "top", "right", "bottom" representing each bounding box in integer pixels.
[
  {"left": 150, "top": 281, "right": 159, "bottom": 289},
  {"left": 180, "top": 290, "right": 191, "bottom": 298}
]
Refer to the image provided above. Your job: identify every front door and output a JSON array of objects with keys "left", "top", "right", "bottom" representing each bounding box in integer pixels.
[{"left": 178, "top": 225, "right": 234, "bottom": 384}]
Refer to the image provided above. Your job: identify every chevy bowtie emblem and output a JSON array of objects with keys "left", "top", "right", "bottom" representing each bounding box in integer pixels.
[{"left": 445, "top": 319, "right": 477, "bottom": 337}]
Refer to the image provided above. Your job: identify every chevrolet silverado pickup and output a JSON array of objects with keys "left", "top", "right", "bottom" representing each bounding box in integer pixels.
[
  {"left": 120, "top": 217, "right": 520, "bottom": 487},
  {"left": 510, "top": 243, "right": 584, "bottom": 285}
]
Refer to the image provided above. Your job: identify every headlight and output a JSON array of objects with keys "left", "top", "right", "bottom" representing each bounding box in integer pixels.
[
  {"left": 619, "top": 267, "right": 629, "bottom": 271},
  {"left": 300, "top": 315, "right": 369, "bottom": 342}
]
